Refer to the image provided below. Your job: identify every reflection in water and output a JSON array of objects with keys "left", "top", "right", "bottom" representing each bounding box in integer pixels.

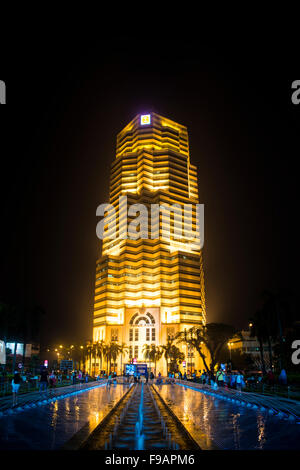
[
  {"left": 155, "top": 385, "right": 300, "bottom": 450},
  {"left": 232, "top": 413, "right": 241, "bottom": 450},
  {"left": 0, "top": 384, "right": 128, "bottom": 450},
  {"left": 256, "top": 415, "right": 266, "bottom": 449},
  {"left": 51, "top": 401, "right": 59, "bottom": 429}
]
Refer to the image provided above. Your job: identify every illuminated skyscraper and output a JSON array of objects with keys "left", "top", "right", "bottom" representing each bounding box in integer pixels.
[{"left": 92, "top": 113, "right": 206, "bottom": 374}]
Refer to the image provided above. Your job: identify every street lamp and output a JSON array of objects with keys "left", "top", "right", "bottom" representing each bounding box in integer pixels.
[{"left": 227, "top": 342, "right": 233, "bottom": 360}]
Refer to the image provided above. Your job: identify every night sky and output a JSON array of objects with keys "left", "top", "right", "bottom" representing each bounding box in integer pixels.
[{"left": 1, "top": 32, "right": 299, "bottom": 347}]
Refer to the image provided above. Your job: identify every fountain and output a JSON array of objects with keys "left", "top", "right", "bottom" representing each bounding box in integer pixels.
[{"left": 134, "top": 382, "right": 145, "bottom": 450}]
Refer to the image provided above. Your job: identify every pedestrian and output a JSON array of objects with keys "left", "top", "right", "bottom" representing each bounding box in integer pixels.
[
  {"left": 279, "top": 369, "right": 287, "bottom": 385},
  {"left": 12, "top": 371, "right": 22, "bottom": 406},
  {"left": 236, "top": 371, "right": 244, "bottom": 393},
  {"left": 78, "top": 370, "right": 83, "bottom": 385},
  {"left": 39, "top": 366, "right": 49, "bottom": 395},
  {"left": 216, "top": 368, "right": 225, "bottom": 387},
  {"left": 145, "top": 370, "right": 149, "bottom": 383},
  {"left": 107, "top": 373, "right": 112, "bottom": 387},
  {"left": 267, "top": 369, "right": 275, "bottom": 386},
  {"left": 150, "top": 371, "right": 154, "bottom": 382},
  {"left": 156, "top": 372, "right": 162, "bottom": 385},
  {"left": 210, "top": 372, "right": 216, "bottom": 389},
  {"left": 49, "top": 370, "right": 56, "bottom": 394},
  {"left": 230, "top": 372, "right": 236, "bottom": 389}
]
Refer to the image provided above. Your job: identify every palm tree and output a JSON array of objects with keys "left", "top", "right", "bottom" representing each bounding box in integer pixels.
[
  {"left": 176, "top": 324, "right": 238, "bottom": 375},
  {"left": 97, "top": 339, "right": 105, "bottom": 372},
  {"left": 152, "top": 346, "right": 163, "bottom": 376},
  {"left": 143, "top": 345, "right": 162, "bottom": 375},
  {"left": 110, "top": 342, "right": 123, "bottom": 373},
  {"left": 168, "top": 345, "right": 185, "bottom": 372},
  {"left": 103, "top": 342, "right": 122, "bottom": 373},
  {"left": 103, "top": 343, "right": 110, "bottom": 373},
  {"left": 118, "top": 342, "right": 128, "bottom": 374},
  {"left": 85, "top": 342, "right": 93, "bottom": 375},
  {"left": 143, "top": 344, "right": 152, "bottom": 369},
  {"left": 93, "top": 342, "right": 98, "bottom": 376},
  {"left": 260, "top": 289, "right": 294, "bottom": 370},
  {"left": 161, "top": 339, "right": 174, "bottom": 375}
]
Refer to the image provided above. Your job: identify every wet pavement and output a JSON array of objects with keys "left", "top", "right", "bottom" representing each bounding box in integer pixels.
[
  {"left": 0, "top": 383, "right": 128, "bottom": 450},
  {"left": 154, "top": 384, "right": 300, "bottom": 450}
]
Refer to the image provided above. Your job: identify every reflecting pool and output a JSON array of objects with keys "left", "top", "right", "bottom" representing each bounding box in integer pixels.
[
  {"left": 0, "top": 384, "right": 128, "bottom": 450},
  {"left": 154, "top": 384, "right": 300, "bottom": 450}
]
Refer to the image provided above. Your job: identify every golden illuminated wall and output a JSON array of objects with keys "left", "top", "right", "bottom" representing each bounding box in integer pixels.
[{"left": 93, "top": 113, "right": 206, "bottom": 369}]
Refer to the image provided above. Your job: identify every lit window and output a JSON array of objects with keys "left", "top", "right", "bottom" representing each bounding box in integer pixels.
[{"left": 140, "top": 114, "right": 151, "bottom": 126}]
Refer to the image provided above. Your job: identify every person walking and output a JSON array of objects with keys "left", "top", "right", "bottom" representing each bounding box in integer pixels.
[
  {"left": 145, "top": 370, "right": 149, "bottom": 383},
  {"left": 107, "top": 373, "right": 112, "bottom": 387},
  {"left": 236, "top": 371, "right": 244, "bottom": 393},
  {"left": 49, "top": 370, "right": 56, "bottom": 394},
  {"left": 230, "top": 372, "right": 236, "bottom": 389},
  {"left": 39, "top": 366, "right": 49, "bottom": 396},
  {"left": 267, "top": 369, "right": 275, "bottom": 386},
  {"left": 279, "top": 369, "right": 287, "bottom": 385},
  {"left": 12, "top": 371, "right": 22, "bottom": 407},
  {"left": 78, "top": 370, "right": 83, "bottom": 385},
  {"left": 216, "top": 368, "right": 225, "bottom": 387}
]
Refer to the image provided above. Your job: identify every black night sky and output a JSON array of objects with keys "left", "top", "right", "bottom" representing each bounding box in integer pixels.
[{"left": 1, "top": 32, "right": 299, "bottom": 348}]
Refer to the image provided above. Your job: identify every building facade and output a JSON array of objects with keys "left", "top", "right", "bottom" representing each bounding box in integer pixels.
[
  {"left": 230, "top": 330, "right": 276, "bottom": 370},
  {"left": 92, "top": 113, "right": 206, "bottom": 375}
]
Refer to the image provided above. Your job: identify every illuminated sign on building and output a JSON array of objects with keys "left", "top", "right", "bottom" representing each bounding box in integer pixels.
[
  {"left": 0, "top": 80, "right": 6, "bottom": 104},
  {"left": 0, "top": 340, "right": 5, "bottom": 364},
  {"left": 6, "top": 343, "right": 24, "bottom": 356},
  {"left": 140, "top": 114, "right": 151, "bottom": 125}
]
